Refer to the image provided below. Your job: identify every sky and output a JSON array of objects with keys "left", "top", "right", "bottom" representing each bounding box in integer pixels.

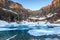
[{"left": 12, "top": 0, "right": 52, "bottom": 10}]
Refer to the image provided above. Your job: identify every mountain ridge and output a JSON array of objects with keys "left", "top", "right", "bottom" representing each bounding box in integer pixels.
[{"left": 0, "top": 0, "right": 60, "bottom": 23}]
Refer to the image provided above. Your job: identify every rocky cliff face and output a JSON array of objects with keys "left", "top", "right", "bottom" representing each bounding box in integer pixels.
[
  {"left": 0, "top": 0, "right": 60, "bottom": 23},
  {"left": 43, "top": 0, "right": 60, "bottom": 23},
  {"left": 39, "top": 0, "right": 60, "bottom": 16},
  {"left": 52, "top": 0, "right": 60, "bottom": 13},
  {"left": 31, "top": 0, "right": 60, "bottom": 23},
  {"left": 0, "top": 0, "right": 30, "bottom": 22}
]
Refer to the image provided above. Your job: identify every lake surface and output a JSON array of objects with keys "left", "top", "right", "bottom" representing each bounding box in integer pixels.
[{"left": 0, "top": 20, "right": 60, "bottom": 40}]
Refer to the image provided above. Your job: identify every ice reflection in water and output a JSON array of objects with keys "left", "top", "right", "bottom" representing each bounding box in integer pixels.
[
  {"left": 45, "top": 38, "right": 59, "bottom": 40},
  {"left": 0, "top": 20, "right": 60, "bottom": 40}
]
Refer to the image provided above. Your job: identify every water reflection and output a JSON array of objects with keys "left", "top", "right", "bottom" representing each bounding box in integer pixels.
[
  {"left": 0, "top": 29, "right": 60, "bottom": 40},
  {"left": 45, "top": 38, "right": 60, "bottom": 40}
]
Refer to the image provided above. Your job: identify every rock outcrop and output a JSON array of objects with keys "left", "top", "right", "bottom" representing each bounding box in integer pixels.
[
  {"left": 0, "top": 0, "right": 60, "bottom": 23},
  {"left": 31, "top": 0, "right": 60, "bottom": 23},
  {"left": 43, "top": 0, "right": 60, "bottom": 23},
  {"left": 0, "top": 0, "right": 30, "bottom": 22}
]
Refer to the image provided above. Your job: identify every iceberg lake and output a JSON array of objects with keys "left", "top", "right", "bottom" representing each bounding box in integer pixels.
[{"left": 0, "top": 20, "right": 60, "bottom": 40}]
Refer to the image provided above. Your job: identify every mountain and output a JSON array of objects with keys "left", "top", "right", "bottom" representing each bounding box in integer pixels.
[
  {"left": 0, "top": 0, "right": 30, "bottom": 22},
  {"left": 0, "top": 0, "right": 60, "bottom": 23},
  {"left": 31, "top": 0, "right": 60, "bottom": 23}
]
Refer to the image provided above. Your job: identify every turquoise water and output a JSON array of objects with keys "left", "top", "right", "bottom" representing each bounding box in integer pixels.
[{"left": 0, "top": 20, "right": 60, "bottom": 40}]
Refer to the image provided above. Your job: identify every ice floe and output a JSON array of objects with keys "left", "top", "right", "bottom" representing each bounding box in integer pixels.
[
  {"left": 0, "top": 20, "right": 9, "bottom": 27},
  {"left": 28, "top": 29, "right": 54, "bottom": 36},
  {"left": 0, "top": 20, "right": 60, "bottom": 36}
]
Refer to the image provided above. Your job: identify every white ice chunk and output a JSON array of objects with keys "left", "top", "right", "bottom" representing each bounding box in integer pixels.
[
  {"left": 0, "top": 28, "right": 17, "bottom": 31},
  {"left": 28, "top": 29, "right": 54, "bottom": 36},
  {"left": 0, "top": 20, "right": 9, "bottom": 27}
]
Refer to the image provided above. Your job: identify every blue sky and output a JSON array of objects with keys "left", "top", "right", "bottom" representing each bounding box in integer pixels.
[{"left": 12, "top": 0, "right": 52, "bottom": 10}]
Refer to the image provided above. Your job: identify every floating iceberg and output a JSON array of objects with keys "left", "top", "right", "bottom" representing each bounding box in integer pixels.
[
  {"left": 0, "top": 20, "right": 60, "bottom": 32},
  {"left": 0, "top": 20, "right": 9, "bottom": 27},
  {"left": 28, "top": 29, "right": 54, "bottom": 36},
  {"left": 28, "top": 27, "right": 60, "bottom": 36},
  {"left": 0, "top": 28, "right": 17, "bottom": 31}
]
